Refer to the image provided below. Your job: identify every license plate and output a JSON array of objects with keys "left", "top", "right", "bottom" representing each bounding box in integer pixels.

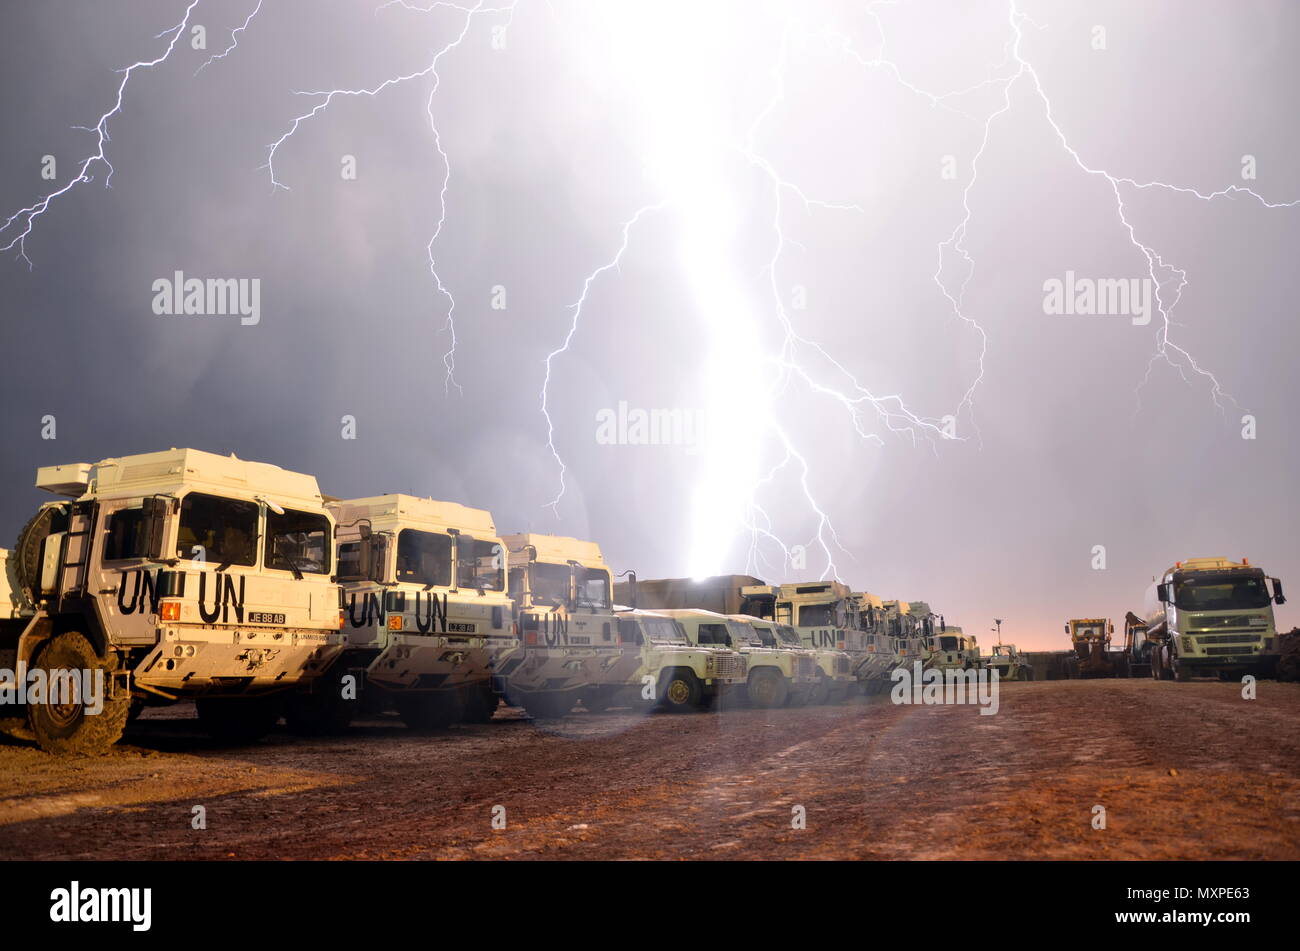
[
  {"left": 448, "top": 622, "right": 476, "bottom": 633},
  {"left": 248, "top": 611, "right": 285, "bottom": 625}
]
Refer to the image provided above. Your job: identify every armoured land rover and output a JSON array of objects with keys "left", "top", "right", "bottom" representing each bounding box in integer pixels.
[
  {"left": 658, "top": 608, "right": 802, "bottom": 707},
  {"left": 608, "top": 608, "right": 748, "bottom": 711},
  {"left": 326, "top": 494, "right": 517, "bottom": 730},
  {"left": 0, "top": 449, "right": 344, "bottom": 752},
  {"left": 1144, "top": 557, "right": 1286, "bottom": 681},
  {"left": 743, "top": 615, "right": 826, "bottom": 704},
  {"left": 501, "top": 532, "right": 616, "bottom": 719},
  {"left": 737, "top": 584, "right": 855, "bottom": 702}
]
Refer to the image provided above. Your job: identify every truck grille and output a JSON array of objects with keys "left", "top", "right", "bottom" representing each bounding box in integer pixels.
[
  {"left": 796, "top": 655, "right": 815, "bottom": 679},
  {"left": 835, "top": 655, "right": 850, "bottom": 675},
  {"left": 714, "top": 654, "right": 744, "bottom": 680},
  {"left": 1197, "top": 634, "right": 1262, "bottom": 645},
  {"left": 1204, "top": 646, "right": 1259, "bottom": 656}
]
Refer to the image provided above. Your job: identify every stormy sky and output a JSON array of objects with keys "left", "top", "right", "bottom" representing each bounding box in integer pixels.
[{"left": 1, "top": 0, "right": 1297, "bottom": 650}]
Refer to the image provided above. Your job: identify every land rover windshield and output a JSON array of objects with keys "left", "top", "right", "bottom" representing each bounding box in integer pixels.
[
  {"left": 1174, "top": 571, "right": 1271, "bottom": 611},
  {"left": 641, "top": 617, "right": 688, "bottom": 644}
]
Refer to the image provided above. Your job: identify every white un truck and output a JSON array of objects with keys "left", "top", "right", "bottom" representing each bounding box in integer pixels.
[
  {"left": 0, "top": 449, "right": 345, "bottom": 752},
  {"left": 1144, "top": 557, "right": 1286, "bottom": 681}
]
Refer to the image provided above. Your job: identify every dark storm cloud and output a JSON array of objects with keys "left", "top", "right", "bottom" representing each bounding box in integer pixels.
[{"left": 1, "top": 1, "right": 1297, "bottom": 648}]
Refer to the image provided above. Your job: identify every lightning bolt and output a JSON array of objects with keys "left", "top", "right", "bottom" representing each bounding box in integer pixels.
[
  {"left": 0, "top": 0, "right": 203, "bottom": 268},
  {"left": 195, "top": 0, "right": 263, "bottom": 76},
  {"left": 265, "top": 0, "right": 516, "bottom": 393}
]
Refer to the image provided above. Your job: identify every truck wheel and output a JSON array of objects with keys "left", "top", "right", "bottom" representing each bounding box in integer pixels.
[
  {"left": 27, "top": 632, "right": 129, "bottom": 754},
  {"left": 1173, "top": 663, "right": 1191, "bottom": 683},
  {"left": 747, "top": 668, "right": 788, "bottom": 708},
  {"left": 196, "top": 695, "right": 282, "bottom": 744},
  {"left": 396, "top": 692, "right": 460, "bottom": 731},
  {"left": 809, "top": 674, "right": 831, "bottom": 706},
  {"left": 285, "top": 662, "right": 358, "bottom": 736},
  {"left": 460, "top": 683, "right": 499, "bottom": 723},
  {"left": 582, "top": 690, "right": 611, "bottom": 714},
  {"left": 657, "top": 669, "right": 702, "bottom": 712},
  {"left": 523, "top": 690, "right": 577, "bottom": 720}
]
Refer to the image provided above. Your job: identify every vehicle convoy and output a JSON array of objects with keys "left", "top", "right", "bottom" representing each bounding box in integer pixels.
[
  {"left": 736, "top": 584, "right": 855, "bottom": 702},
  {"left": 1144, "top": 557, "right": 1286, "bottom": 681},
  {"left": 501, "top": 532, "right": 619, "bottom": 718},
  {"left": 1064, "top": 618, "right": 1121, "bottom": 678},
  {"left": 657, "top": 607, "right": 827, "bottom": 707},
  {"left": 0, "top": 449, "right": 345, "bottom": 752},
  {"left": 984, "top": 643, "right": 1032, "bottom": 681},
  {"left": 611, "top": 608, "right": 749, "bottom": 711},
  {"left": 759, "top": 581, "right": 882, "bottom": 694},
  {"left": 326, "top": 494, "right": 517, "bottom": 731}
]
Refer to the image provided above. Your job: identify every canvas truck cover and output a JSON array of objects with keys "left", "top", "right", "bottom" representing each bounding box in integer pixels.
[{"left": 616, "top": 574, "right": 766, "bottom": 616}]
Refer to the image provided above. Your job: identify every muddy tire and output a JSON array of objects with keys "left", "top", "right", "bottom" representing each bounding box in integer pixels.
[
  {"left": 27, "top": 632, "right": 129, "bottom": 754},
  {"left": 657, "top": 669, "right": 702, "bottom": 712},
  {"left": 396, "top": 692, "right": 460, "bottom": 731},
  {"left": 747, "top": 668, "right": 789, "bottom": 709},
  {"left": 285, "top": 662, "right": 358, "bottom": 736},
  {"left": 196, "top": 695, "right": 282, "bottom": 744}
]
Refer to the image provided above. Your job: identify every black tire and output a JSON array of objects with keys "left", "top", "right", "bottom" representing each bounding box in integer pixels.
[
  {"left": 27, "top": 632, "right": 130, "bottom": 754},
  {"left": 1020, "top": 666, "right": 1034, "bottom": 682},
  {"left": 582, "top": 690, "right": 611, "bottom": 714},
  {"left": 657, "top": 669, "right": 702, "bottom": 712},
  {"left": 522, "top": 690, "right": 577, "bottom": 720},
  {"left": 196, "top": 695, "right": 282, "bottom": 744},
  {"left": 395, "top": 691, "right": 460, "bottom": 731},
  {"left": 285, "top": 662, "right": 359, "bottom": 736},
  {"left": 808, "top": 674, "right": 831, "bottom": 706},
  {"left": 460, "top": 683, "right": 499, "bottom": 723},
  {"left": 747, "top": 668, "right": 789, "bottom": 709}
]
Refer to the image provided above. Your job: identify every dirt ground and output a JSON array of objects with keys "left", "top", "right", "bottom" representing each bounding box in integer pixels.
[{"left": 1, "top": 679, "right": 1297, "bottom": 860}]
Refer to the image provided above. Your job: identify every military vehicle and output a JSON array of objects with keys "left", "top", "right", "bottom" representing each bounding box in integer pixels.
[
  {"left": 656, "top": 608, "right": 809, "bottom": 707},
  {"left": 751, "top": 581, "right": 884, "bottom": 694},
  {"left": 1063, "top": 618, "right": 1121, "bottom": 678},
  {"left": 326, "top": 494, "right": 517, "bottom": 731},
  {"left": 984, "top": 643, "right": 1032, "bottom": 681},
  {"left": 738, "top": 584, "right": 855, "bottom": 701},
  {"left": 0, "top": 449, "right": 344, "bottom": 752},
  {"left": 736, "top": 615, "right": 820, "bottom": 705},
  {"left": 1121, "top": 611, "right": 1155, "bottom": 678},
  {"left": 1144, "top": 557, "right": 1286, "bottom": 681},
  {"left": 501, "top": 532, "right": 616, "bottom": 718},
  {"left": 609, "top": 608, "right": 748, "bottom": 711},
  {"left": 924, "top": 627, "right": 982, "bottom": 672}
]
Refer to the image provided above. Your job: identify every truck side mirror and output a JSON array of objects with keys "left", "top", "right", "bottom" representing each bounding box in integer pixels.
[
  {"left": 1273, "top": 578, "right": 1286, "bottom": 606},
  {"left": 1156, "top": 583, "right": 1172, "bottom": 604}
]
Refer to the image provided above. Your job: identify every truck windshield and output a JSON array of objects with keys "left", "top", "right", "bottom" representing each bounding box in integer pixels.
[
  {"left": 1175, "top": 572, "right": 1271, "bottom": 611},
  {"left": 641, "top": 617, "right": 687, "bottom": 644},
  {"left": 727, "top": 621, "right": 764, "bottom": 646},
  {"left": 939, "top": 636, "right": 959, "bottom": 651},
  {"left": 457, "top": 535, "right": 504, "bottom": 591},
  {"left": 530, "top": 563, "right": 570, "bottom": 605},
  {"left": 575, "top": 566, "right": 611, "bottom": 608},
  {"left": 176, "top": 493, "right": 257, "bottom": 567},
  {"left": 799, "top": 603, "right": 836, "bottom": 626},
  {"left": 396, "top": 530, "right": 452, "bottom": 587},
  {"left": 266, "top": 508, "right": 331, "bottom": 574}
]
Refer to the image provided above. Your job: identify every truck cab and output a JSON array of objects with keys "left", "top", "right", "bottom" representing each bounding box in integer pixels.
[
  {"left": 0, "top": 449, "right": 345, "bottom": 751},
  {"left": 610, "top": 608, "right": 746, "bottom": 711},
  {"left": 924, "top": 628, "right": 981, "bottom": 671},
  {"left": 760, "top": 580, "right": 877, "bottom": 693},
  {"left": 1145, "top": 557, "right": 1286, "bottom": 681},
  {"left": 501, "top": 532, "right": 614, "bottom": 719},
  {"left": 328, "top": 494, "right": 516, "bottom": 730}
]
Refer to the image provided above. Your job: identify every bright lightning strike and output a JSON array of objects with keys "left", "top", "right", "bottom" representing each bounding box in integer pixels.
[
  {"left": 0, "top": 0, "right": 202, "bottom": 267},
  {"left": 195, "top": 0, "right": 263, "bottom": 76}
]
